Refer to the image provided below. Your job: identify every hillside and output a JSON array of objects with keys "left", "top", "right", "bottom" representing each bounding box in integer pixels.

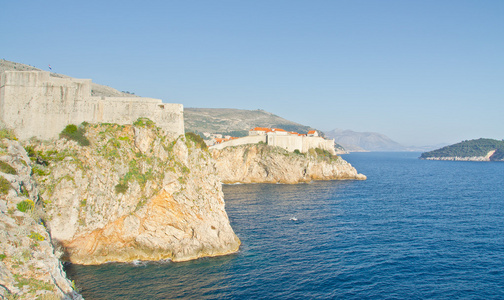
[
  {"left": 184, "top": 108, "right": 317, "bottom": 137},
  {"left": 420, "top": 138, "right": 504, "bottom": 161},
  {"left": 325, "top": 129, "right": 407, "bottom": 152},
  {"left": 0, "top": 59, "right": 135, "bottom": 98}
]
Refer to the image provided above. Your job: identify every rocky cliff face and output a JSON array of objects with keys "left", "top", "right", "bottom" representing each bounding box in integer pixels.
[
  {"left": 211, "top": 144, "right": 366, "bottom": 184},
  {"left": 0, "top": 138, "right": 81, "bottom": 299},
  {"left": 27, "top": 122, "right": 240, "bottom": 265}
]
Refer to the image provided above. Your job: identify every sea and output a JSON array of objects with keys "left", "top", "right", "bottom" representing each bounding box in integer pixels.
[{"left": 65, "top": 152, "right": 504, "bottom": 299}]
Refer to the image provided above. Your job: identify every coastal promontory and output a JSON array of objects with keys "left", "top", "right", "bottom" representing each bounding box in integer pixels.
[
  {"left": 211, "top": 144, "right": 366, "bottom": 184},
  {"left": 28, "top": 121, "right": 240, "bottom": 265},
  {"left": 420, "top": 138, "right": 504, "bottom": 161}
]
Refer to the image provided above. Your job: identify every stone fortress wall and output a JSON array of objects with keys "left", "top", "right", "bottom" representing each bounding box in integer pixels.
[
  {"left": 0, "top": 71, "right": 184, "bottom": 140},
  {"left": 210, "top": 128, "right": 337, "bottom": 155}
]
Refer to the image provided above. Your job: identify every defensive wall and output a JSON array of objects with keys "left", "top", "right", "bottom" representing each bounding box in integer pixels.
[
  {"left": 210, "top": 129, "right": 336, "bottom": 155},
  {"left": 0, "top": 71, "right": 184, "bottom": 140}
]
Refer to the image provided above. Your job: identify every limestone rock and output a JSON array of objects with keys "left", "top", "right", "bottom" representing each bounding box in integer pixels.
[
  {"left": 29, "top": 123, "right": 240, "bottom": 265},
  {"left": 0, "top": 138, "right": 81, "bottom": 300},
  {"left": 211, "top": 144, "right": 366, "bottom": 184}
]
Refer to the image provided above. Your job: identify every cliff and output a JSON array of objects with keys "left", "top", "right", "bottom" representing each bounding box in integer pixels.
[
  {"left": 211, "top": 144, "right": 366, "bottom": 184},
  {"left": 26, "top": 121, "right": 240, "bottom": 265},
  {"left": 420, "top": 138, "right": 504, "bottom": 161},
  {"left": 0, "top": 136, "right": 81, "bottom": 299}
]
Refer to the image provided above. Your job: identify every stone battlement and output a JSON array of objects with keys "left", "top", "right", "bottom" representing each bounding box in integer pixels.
[
  {"left": 0, "top": 71, "right": 184, "bottom": 140},
  {"left": 209, "top": 127, "right": 336, "bottom": 154}
]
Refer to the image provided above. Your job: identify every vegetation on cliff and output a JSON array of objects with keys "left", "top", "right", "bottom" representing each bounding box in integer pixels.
[
  {"left": 24, "top": 119, "right": 239, "bottom": 265},
  {"left": 211, "top": 143, "right": 366, "bottom": 184},
  {"left": 0, "top": 133, "right": 81, "bottom": 299},
  {"left": 420, "top": 138, "right": 504, "bottom": 161}
]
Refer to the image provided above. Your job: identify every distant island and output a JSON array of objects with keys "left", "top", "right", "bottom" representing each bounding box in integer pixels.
[{"left": 420, "top": 138, "right": 504, "bottom": 161}]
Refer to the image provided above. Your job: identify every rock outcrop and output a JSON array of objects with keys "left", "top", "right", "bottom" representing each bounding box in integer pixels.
[
  {"left": 27, "top": 121, "right": 240, "bottom": 265},
  {"left": 0, "top": 137, "right": 81, "bottom": 299},
  {"left": 211, "top": 144, "right": 366, "bottom": 184}
]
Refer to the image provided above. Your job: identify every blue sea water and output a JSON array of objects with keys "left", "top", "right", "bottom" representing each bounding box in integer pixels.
[{"left": 65, "top": 152, "right": 504, "bottom": 299}]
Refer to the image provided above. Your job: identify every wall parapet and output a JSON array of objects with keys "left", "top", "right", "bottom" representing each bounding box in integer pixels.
[
  {"left": 209, "top": 128, "right": 336, "bottom": 154},
  {"left": 0, "top": 71, "right": 184, "bottom": 140}
]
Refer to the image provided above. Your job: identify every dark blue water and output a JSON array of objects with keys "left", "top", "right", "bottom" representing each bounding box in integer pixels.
[{"left": 66, "top": 152, "right": 504, "bottom": 299}]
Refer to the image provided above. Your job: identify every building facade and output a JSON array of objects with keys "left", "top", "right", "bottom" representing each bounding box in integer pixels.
[{"left": 209, "top": 127, "right": 336, "bottom": 154}]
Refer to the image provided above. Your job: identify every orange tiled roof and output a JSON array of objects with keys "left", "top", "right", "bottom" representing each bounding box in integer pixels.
[
  {"left": 214, "top": 138, "right": 228, "bottom": 144},
  {"left": 308, "top": 130, "right": 317, "bottom": 134},
  {"left": 250, "top": 127, "right": 287, "bottom": 133}
]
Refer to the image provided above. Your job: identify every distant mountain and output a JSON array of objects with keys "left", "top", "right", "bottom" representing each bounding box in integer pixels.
[
  {"left": 420, "top": 138, "right": 504, "bottom": 161},
  {"left": 184, "top": 108, "right": 317, "bottom": 137},
  {"left": 325, "top": 129, "right": 407, "bottom": 152}
]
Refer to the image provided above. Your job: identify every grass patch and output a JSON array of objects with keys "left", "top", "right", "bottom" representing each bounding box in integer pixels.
[
  {"left": 17, "top": 199, "right": 35, "bottom": 212},
  {"left": 0, "top": 128, "right": 17, "bottom": 140},
  {"left": 0, "top": 161, "right": 17, "bottom": 174},
  {"left": 0, "top": 176, "right": 11, "bottom": 195},
  {"left": 14, "top": 274, "right": 54, "bottom": 293},
  {"left": 32, "top": 165, "right": 50, "bottom": 176},
  {"left": 29, "top": 231, "right": 45, "bottom": 241}
]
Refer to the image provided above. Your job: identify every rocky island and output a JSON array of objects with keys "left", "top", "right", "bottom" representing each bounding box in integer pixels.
[{"left": 420, "top": 138, "right": 504, "bottom": 161}]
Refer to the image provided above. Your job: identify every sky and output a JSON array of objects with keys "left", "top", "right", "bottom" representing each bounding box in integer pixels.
[{"left": 1, "top": 0, "right": 503, "bottom": 147}]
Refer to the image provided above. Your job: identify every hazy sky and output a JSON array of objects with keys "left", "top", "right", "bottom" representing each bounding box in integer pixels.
[{"left": 2, "top": 1, "right": 503, "bottom": 146}]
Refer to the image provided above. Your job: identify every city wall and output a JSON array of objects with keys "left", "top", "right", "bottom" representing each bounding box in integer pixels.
[
  {"left": 210, "top": 132, "right": 336, "bottom": 154},
  {"left": 0, "top": 71, "right": 184, "bottom": 140}
]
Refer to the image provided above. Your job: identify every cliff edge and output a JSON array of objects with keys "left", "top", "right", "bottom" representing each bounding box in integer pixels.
[
  {"left": 26, "top": 121, "right": 240, "bottom": 265},
  {"left": 211, "top": 144, "right": 366, "bottom": 184},
  {"left": 0, "top": 137, "right": 82, "bottom": 299}
]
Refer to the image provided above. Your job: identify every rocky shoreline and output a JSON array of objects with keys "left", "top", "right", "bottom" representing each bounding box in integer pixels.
[
  {"left": 1, "top": 122, "right": 366, "bottom": 299},
  {"left": 212, "top": 144, "right": 366, "bottom": 184}
]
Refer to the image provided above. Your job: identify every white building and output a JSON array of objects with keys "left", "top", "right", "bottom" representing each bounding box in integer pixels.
[{"left": 209, "top": 127, "right": 336, "bottom": 155}]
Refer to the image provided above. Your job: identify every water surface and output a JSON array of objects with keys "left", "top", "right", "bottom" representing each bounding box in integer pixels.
[{"left": 66, "top": 152, "right": 504, "bottom": 299}]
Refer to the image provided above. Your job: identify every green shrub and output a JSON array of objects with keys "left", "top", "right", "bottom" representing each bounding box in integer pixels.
[
  {"left": 28, "top": 231, "right": 45, "bottom": 241},
  {"left": 185, "top": 132, "right": 207, "bottom": 150},
  {"left": 32, "top": 165, "right": 49, "bottom": 176},
  {"left": 133, "top": 117, "right": 155, "bottom": 128},
  {"left": 115, "top": 182, "right": 129, "bottom": 194},
  {"left": 60, "top": 124, "right": 90, "bottom": 146},
  {"left": 17, "top": 199, "right": 34, "bottom": 212},
  {"left": 0, "top": 176, "right": 11, "bottom": 195},
  {"left": 0, "top": 253, "right": 6, "bottom": 261},
  {"left": 0, "top": 161, "right": 17, "bottom": 175}
]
